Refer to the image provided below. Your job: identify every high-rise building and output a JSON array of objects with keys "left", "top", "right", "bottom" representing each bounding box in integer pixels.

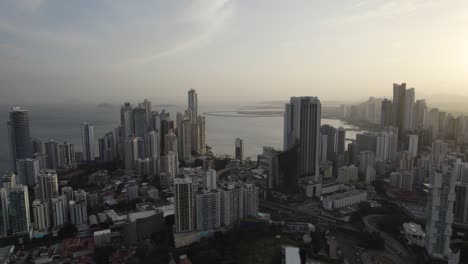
[
  {"left": 336, "top": 127, "right": 346, "bottom": 155},
  {"left": 8, "top": 106, "right": 32, "bottom": 172},
  {"left": 380, "top": 99, "right": 393, "bottom": 128},
  {"left": 428, "top": 108, "right": 440, "bottom": 140},
  {"left": 408, "top": 134, "right": 419, "bottom": 157},
  {"left": 356, "top": 132, "right": 378, "bottom": 154},
  {"left": 45, "top": 139, "right": 60, "bottom": 170},
  {"left": 454, "top": 183, "right": 468, "bottom": 224},
  {"left": 196, "top": 190, "right": 221, "bottom": 231},
  {"left": 359, "top": 151, "right": 375, "bottom": 176},
  {"left": 179, "top": 119, "right": 192, "bottom": 161},
  {"left": 81, "top": 122, "right": 95, "bottom": 162},
  {"left": 425, "top": 159, "right": 459, "bottom": 263},
  {"left": 258, "top": 146, "right": 280, "bottom": 189},
  {"left": 133, "top": 106, "right": 148, "bottom": 138},
  {"left": 2, "top": 171, "right": 16, "bottom": 190},
  {"left": 99, "top": 132, "right": 115, "bottom": 162},
  {"left": 375, "top": 128, "right": 398, "bottom": 162},
  {"left": 198, "top": 116, "right": 206, "bottom": 154},
  {"left": 390, "top": 171, "right": 414, "bottom": 191},
  {"left": 320, "top": 125, "right": 336, "bottom": 162},
  {"left": 403, "top": 88, "right": 415, "bottom": 131},
  {"left": 242, "top": 184, "right": 259, "bottom": 217},
  {"left": 235, "top": 138, "right": 244, "bottom": 163},
  {"left": 32, "top": 200, "right": 50, "bottom": 231},
  {"left": 414, "top": 99, "right": 428, "bottom": 129},
  {"left": 204, "top": 169, "right": 217, "bottom": 190},
  {"left": 164, "top": 130, "right": 178, "bottom": 156},
  {"left": 51, "top": 195, "right": 68, "bottom": 227},
  {"left": 145, "top": 130, "right": 160, "bottom": 158},
  {"left": 36, "top": 170, "right": 59, "bottom": 202},
  {"left": 142, "top": 99, "right": 152, "bottom": 131},
  {"left": 61, "top": 186, "right": 74, "bottom": 202},
  {"left": 120, "top": 102, "right": 134, "bottom": 140},
  {"left": 69, "top": 200, "right": 87, "bottom": 225},
  {"left": 399, "top": 151, "right": 414, "bottom": 171},
  {"left": 0, "top": 189, "right": 9, "bottom": 238},
  {"left": 61, "top": 141, "right": 76, "bottom": 167},
  {"left": 16, "top": 158, "right": 39, "bottom": 187},
  {"left": 8, "top": 185, "right": 31, "bottom": 237},
  {"left": 32, "top": 138, "right": 43, "bottom": 155},
  {"left": 393, "top": 83, "right": 406, "bottom": 138},
  {"left": 174, "top": 177, "right": 194, "bottom": 233},
  {"left": 220, "top": 183, "right": 243, "bottom": 227},
  {"left": 188, "top": 89, "right": 198, "bottom": 122},
  {"left": 124, "top": 137, "right": 143, "bottom": 170},
  {"left": 126, "top": 182, "right": 139, "bottom": 201},
  {"left": 284, "top": 97, "right": 321, "bottom": 181},
  {"left": 432, "top": 140, "right": 448, "bottom": 166}
]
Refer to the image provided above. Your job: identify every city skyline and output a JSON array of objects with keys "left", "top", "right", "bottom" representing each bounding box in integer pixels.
[
  {"left": 1, "top": 1, "right": 468, "bottom": 104},
  {"left": 1, "top": 2, "right": 468, "bottom": 262}
]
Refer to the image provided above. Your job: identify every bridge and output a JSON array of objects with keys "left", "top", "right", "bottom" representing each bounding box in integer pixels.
[{"left": 259, "top": 200, "right": 359, "bottom": 232}]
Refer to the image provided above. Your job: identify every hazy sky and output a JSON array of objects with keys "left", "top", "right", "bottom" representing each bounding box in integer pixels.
[{"left": 1, "top": 0, "right": 468, "bottom": 105}]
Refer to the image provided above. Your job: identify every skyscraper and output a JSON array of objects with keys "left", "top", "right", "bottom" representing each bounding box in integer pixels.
[
  {"left": 320, "top": 125, "right": 336, "bottom": 162},
  {"left": 0, "top": 189, "right": 8, "bottom": 238},
  {"left": 36, "top": 170, "right": 59, "bottom": 202},
  {"left": 403, "top": 88, "right": 415, "bottom": 130},
  {"left": 198, "top": 116, "right": 206, "bottom": 154},
  {"left": 393, "top": 83, "right": 406, "bottom": 137},
  {"left": 133, "top": 106, "right": 148, "bottom": 138},
  {"left": 428, "top": 108, "right": 440, "bottom": 140},
  {"left": 81, "top": 122, "right": 95, "bottom": 161},
  {"left": 414, "top": 99, "right": 428, "bottom": 129},
  {"left": 8, "top": 185, "right": 31, "bottom": 237},
  {"left": 145, "top": 130, "right": 160, "bottom": 158},
  {"left": 235, "top": 138, "right": 244, "bottom": 163},
  {"left": 142, "top": 99, "right": 152, "bottom": 130},
  {"left": 164, "top": 130, "right": 177, "bottom": 155},
  {"left": 51, "top": 196, "right": 67, "bottom": 228},
  {"left": 69, "top": 200, "right": 87, "bottom": 225},
  {"left": 336, "top": 127, "right": 346, "bottom": 155},
  {"left": 16, "top": 158, "right": 40, "bottom": 186},
  {"left": 120, "top": 102, "right": 134, "bottom": 140},
  {"left": 408, "top": 134, "right": 419, "bottom": 157},
  {"left": 99, "top": 132, "right": 115, "bottom": 162},
  {"left": 283, "top": 97, "right": 321, "bottom": 181},
  {"left": 179, "top": 119, "right": 192, "bottom": 161},
  {"left": 188, "top": 89, "right": 198, "bottom": 122},
  {"left": 380, "top": 99, "right": 393, "bottom": 128},
  {"left": 32, "top": 200, "right": 50, "bottom": 231},
  {"left": 8, "top": 106, "right": 32, "bottom": 172},
  {"left": 425, "top": 159, "right": 459, "bottom": 263},
  {"left": 32, "top": 138, "right": 43, "bottom": 155},
  {"left": 45, "top": 139, "right": 60, "bottom": 170},
  {"left": 174, "top": 177, "right": 194, "bottom": 233},
  {"left": 196, "top": 190, "right": 221, "bottom": 231},
  {"left": 61, "top": 141, "right": 76, "bottom": 167}
]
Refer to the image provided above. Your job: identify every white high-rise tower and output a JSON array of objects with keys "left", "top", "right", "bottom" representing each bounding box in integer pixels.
[{"left": 425, "top": 159, "right": 460, "bottom": 263}]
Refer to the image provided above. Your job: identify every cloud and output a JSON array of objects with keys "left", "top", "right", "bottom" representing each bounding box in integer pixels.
[
  {"left": 8, "top": 0, "right": 45, "bottom": 12},
  {"left": 322, "top": 0, "right": 438, "bottom": 25},
  {"left": 117, "top": 0, "right": 235, "bottom": 68}
]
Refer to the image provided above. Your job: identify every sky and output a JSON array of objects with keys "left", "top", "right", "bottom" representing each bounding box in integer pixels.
[{"left": 0, "top": 0, "right": 468, "bottom": 105}]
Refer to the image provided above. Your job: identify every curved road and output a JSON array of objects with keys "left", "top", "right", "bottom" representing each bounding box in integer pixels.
[{"left": 362, "top": 215, "right": 413, "bottom": 264}]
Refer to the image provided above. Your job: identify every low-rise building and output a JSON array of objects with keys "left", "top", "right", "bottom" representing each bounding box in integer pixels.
[
  {"left": 402, "top": 222, "right": 425, "bottom": 247},
  {"left": 322, "top": 190, "right": 367, "bottom": 210}
]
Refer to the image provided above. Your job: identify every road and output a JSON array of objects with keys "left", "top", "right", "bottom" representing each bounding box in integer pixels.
[
  {"left": 362, "top": 215, "right": 412, "bottom": 264},
  {"left": 259, "top": 200, "right": 359, "bottom": 232}
]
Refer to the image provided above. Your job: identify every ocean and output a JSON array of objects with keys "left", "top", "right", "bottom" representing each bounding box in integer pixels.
[{"left": 0, "top": 103, "right": 364, "bottom": 172}]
